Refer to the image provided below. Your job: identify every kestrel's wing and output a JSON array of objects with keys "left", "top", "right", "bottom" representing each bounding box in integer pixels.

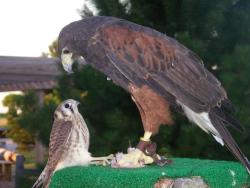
[
  {"left": 47, "top": 119, "right": 72, "bottom": 170},
  {"left": 33, "top": 119, "right": 72, "bottom": 188}
]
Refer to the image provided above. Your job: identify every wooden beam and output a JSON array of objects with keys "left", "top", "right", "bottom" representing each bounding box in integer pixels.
[
  {"left": 0, "top": 56, "right": 61, "bottom": 76},
  {"left": 0, "top": 56, "right": 63, "bottom": 92}
]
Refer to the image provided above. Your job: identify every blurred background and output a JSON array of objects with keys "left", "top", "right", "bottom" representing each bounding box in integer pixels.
[{"left": 0, "top": 0, "right": 250, "bottom": 187}]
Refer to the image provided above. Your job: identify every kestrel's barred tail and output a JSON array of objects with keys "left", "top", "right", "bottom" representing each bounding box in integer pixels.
[{"left": 32, "top": 167, "right": 50, "bottom": 188}]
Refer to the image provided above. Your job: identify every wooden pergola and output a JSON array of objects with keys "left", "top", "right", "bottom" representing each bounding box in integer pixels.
[
  {"left": 0, "top": 56, "right": 63, "bottom": 166},
  {"left": 0, "top": 56, "right": 62, "bottom": 92}
]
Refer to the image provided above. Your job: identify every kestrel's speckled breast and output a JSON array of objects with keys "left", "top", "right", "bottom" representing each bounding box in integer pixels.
[{"left": 54, "top": 128, "right": 91, "bottom": 172}]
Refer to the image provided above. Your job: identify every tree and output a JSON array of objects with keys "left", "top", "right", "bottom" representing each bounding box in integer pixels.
[{"left": 3, "top": 93, "right": 35, "bottom": 144}]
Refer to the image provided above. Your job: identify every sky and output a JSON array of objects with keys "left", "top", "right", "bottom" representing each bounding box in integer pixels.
[
  {"left": 0, "top": 0, "right": 95, "bottom": 113},
  {"left": 0, "top": 0, "right": 87, "bottom": 56}
]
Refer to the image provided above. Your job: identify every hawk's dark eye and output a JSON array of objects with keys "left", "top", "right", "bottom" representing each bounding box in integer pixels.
[
  {"left": 64, "top": 103, "right": 70, "bottom": 108},
  {"left": 63, "top": 49, "right": 70, "bottom": 54}
]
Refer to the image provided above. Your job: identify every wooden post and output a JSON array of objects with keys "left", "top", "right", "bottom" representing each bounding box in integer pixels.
[
  {"left": 0, "top": 148, "right": 25, "bottom": 188},
  {"left": 34, "top": 90, "right": 47, "bottom": 165},
  {"left": 15, "top": 155, "right": 25, "bottom": 188},
  {"left": 0, "top": 161, "right": 12, "bottom": 181}
]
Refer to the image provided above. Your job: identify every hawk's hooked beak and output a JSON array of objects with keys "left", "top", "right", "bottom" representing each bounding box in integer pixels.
[
  {"left": 61, "top": 52, "right": 74, "bottom": 74},
  {"left": 61, "top": 53, "right": 87, "bottom": 74}
]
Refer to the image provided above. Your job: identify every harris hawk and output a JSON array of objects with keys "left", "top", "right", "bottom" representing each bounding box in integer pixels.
[{"left": 58, "top": 16, "right": 250, "bottom": 173}]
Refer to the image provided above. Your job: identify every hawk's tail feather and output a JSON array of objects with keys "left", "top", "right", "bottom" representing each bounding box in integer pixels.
[
  {"left": 209, "top": 109, "right": 250, "bottom": 175},
  {"left": 214, "top": 102, "right": 243, "bottom": 132},
  {"left": 32, "top": 167, "right": 51, "bottom": 188}
]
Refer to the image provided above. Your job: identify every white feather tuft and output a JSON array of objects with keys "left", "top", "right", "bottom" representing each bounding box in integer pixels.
[
  {"left": 177, "top": 101, "right": 224, "bottom": 146},
  {"left": 212, "top": 135, "right": 224, "bottom": 146}
]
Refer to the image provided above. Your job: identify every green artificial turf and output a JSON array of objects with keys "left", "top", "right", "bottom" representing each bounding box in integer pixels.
[{"left": 50, "top": 158, "right": 250, "bottom": 188}]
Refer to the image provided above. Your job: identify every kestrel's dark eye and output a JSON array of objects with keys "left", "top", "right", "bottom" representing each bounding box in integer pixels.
[
  {"left": 63, "top": 49, "right": 70, "bottom": 54},
  {"left": 64, "top": 103, "right": 70, "bottom": 108}
]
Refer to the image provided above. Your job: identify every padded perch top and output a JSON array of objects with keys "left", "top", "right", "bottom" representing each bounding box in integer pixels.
[{"left": 50, "top": 158, "right": 250, "bottom": 188}]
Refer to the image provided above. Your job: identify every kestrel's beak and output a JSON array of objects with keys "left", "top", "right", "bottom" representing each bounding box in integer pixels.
[{"left": 71, "top": 100, "right": 80, "bottom": 114}]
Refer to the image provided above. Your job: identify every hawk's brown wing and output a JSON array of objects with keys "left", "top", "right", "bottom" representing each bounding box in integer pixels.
[
  {"left": 47, "top": 119, "right": 72, "bottom": 172},
  {"left": 90, "top": 21, "right": 227, "bottom": 113},
  {"left": 83, "top": 16, "right": 248, "bottom": 175}
]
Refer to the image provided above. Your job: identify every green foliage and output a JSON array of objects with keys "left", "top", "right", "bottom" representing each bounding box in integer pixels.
[
  {"left": 18, "top": 92, "right": 59, "bottom": 146},
  {"left": 42, "top": 40, "right": 58, "bottom": 57},
  {"left": 0, "top": 113, "right": 6, "bottom": 118},
  {"left": 3, "top": 93, "right": 34, "bottom": 144},
  {"left": 3, "top": 91, "right": 59, "bottom": 145}
]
